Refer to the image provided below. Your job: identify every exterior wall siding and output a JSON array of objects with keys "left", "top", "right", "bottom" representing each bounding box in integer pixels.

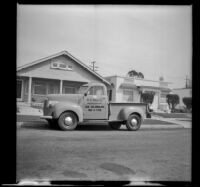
[{"left": 17, "top": 55, "right": 103, "bottom": 83}]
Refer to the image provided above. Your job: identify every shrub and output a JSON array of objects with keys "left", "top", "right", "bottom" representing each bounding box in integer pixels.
[
  {"left": 166, "top": 94, "right": 179, "bottom": 112},
  {"left": 141, "top": 92, "right": 155, "bottom": 105},
  {"left": 182, "top": 97, "right": 192, "bottom": 111},
  {"left": 172, "top": 108, "right": 187, "bottom": 113}
]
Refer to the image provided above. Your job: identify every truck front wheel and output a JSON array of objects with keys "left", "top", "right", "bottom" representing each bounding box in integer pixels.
[
  {"left": 109, "top": 122, "right": 121, "bottom": 130},
  {"left": 58, "top": 112, "right": 78, "bottom": 131},
  {"left": 126, "top": 114, "right": 141, "bottom": 131}
]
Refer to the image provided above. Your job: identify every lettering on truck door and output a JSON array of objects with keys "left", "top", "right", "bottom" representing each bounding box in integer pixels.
[{"left": 83, "top": 86, "right": 107, "bottom": 120}]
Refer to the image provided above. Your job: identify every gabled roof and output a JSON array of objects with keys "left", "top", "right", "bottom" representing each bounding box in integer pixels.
[{"left": 17, "top": 50, "right": 111, "bottom": 86}]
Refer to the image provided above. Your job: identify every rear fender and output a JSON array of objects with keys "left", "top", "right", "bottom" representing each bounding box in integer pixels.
[
  {"left": 117, "top": 107, "right": 145, "bottom": 122},
  {"left": 52, "top": 102, "right": 83, "bottom": 122}
]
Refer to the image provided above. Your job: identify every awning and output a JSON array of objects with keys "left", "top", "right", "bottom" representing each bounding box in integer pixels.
[
  {"left": 138, "top": 86, "right": 161, "bottom": 91},
  {"left": 138, "top": 86, "right": 171, "bottom": 92},
  {"left": 160, "top": 87, "right": 171, "bottom": 92},
  {"left": 120, "top": 83, "right": 138, "bottom": 89}
]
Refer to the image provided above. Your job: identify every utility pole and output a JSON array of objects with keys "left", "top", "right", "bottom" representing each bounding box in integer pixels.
[
  {"left": 185, "top": 75, "right": 188, "bottom": 88},
  {"left": 89, "top": 61, "right": 98, "bottom": 72},
  {"left": 185, "top": 75, "right": 191, "bottom": 88}
]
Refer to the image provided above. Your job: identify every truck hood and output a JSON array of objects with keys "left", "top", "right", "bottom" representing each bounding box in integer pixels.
[{"left": 47, "top": 94, "right": 83, "bottom": 104}]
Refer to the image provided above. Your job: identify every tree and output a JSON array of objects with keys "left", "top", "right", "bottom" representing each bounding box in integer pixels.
[
  {"left": 138, "top": 72, "right": 144, "bottom": 79},
  {"left": 141, "top": 92, "right": 155, "bottom": 104},
  {"left": 127, "top": 69, "right": 144, "bottom": 79},
  {"left": 182, "top": 97, "right": 192, "bottom": 111},
  {"left": 128, "top": 70, "right": 138, "bottom": 77},
  {"left": 166, "top": 94, "right": 179, "bottom": 112}
]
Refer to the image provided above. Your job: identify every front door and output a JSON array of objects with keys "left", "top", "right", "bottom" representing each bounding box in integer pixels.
[
  {"left": 17, "top": 80, "right": 23, "bottom": 101},
  {"left": 83, "top": 86, "right": 108, "bottom": 120}
]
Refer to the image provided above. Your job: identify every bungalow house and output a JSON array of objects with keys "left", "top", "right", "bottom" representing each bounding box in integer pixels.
[{"left": 17, "top": 51, "right": 111, "bottom": 105}]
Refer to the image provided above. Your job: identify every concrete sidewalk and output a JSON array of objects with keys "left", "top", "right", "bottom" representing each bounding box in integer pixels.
[{"left": 151, "top": 116, "right": 191, "bottom": 129}]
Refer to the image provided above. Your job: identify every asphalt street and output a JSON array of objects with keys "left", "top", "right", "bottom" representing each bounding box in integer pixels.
[{"left": 17, "top": 124, "right": 191, "bottom": 182}]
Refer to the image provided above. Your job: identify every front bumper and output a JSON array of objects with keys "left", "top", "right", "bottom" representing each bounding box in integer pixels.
[{"left": 40, "top": 116, "right": 53, "bottom": 119}]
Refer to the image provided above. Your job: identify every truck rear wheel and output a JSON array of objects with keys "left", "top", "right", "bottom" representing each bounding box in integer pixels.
[
  {"left": 109, "top": 122, "right": 121, "bottom": 130},
  {"left": 58, "top": 111, "right": 78, "bottom": 131},
  {"left": 126, "top": 114, "right": 141, "bottom": 131}
]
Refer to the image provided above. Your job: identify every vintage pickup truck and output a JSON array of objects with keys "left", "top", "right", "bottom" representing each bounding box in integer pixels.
[{"left": 41, "top": 82, "right": 150, "bottom": 131}]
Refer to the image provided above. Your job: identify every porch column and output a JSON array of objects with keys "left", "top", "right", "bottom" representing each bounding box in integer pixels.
[
  {"left": 60, "top": 80, "right": 63, "bottom": 94},
  {"left": 28, "top": 77, "right": 32, "bottom": 104}
]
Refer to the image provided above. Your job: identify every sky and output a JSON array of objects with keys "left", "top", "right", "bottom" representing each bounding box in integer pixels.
[{"left": 17, "top": 5, "right": 192, "bottom": 89}]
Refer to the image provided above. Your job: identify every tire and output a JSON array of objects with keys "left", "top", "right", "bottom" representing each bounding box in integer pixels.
[
  {"left": 58, "top": 112, "right": 78, "bottom": 131},
  {"left": 126, "top": 114, "right": 141, "bottom": 131},
  {"left": 109, "top": 122, "right": 122, "bottom": 130},
  {"left": 46, "top": 119, "right": 59, "bottom": 129}
]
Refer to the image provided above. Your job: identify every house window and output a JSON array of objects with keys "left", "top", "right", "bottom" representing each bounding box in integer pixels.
[
  {"left": 51, "top": 62, "right": 58, "bottom": 68},
  {"left": 63, "top": 86, "right": 76, "bottom": 94},
  {"left": 59, "top": 63, "right": 67, "bottom": 70},
  {"left": 24, "top": 80, "right": 28, "bottom": 94},
  {"left": 67, "top": 65, "right": 73, "bottom": 70},
  {"left": 123, "top": 89, "right": 134, "bottom": 102},
  {"left": 17, "top": 80, "right": 23, "bottom": 99},
  {"left": 48, "top": 84, "right": 59, "bottom": 94},
  {"left": 33, "top": 82, "right": 46, "bottom": 95},
  {"left": 51, "top": 61, "right": 73, "bottom": 71}
]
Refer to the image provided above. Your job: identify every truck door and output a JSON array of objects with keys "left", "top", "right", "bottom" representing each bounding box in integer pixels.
[{"left": 83, "top": 86, "right": 108, "bottom": 120}]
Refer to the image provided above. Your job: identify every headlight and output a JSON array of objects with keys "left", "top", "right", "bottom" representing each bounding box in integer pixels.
[{"left": 48, "top": 101, "right": 58, "bottom": 107}]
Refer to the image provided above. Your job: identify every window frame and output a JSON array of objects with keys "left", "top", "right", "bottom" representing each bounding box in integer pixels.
[
  {"left": 17, "top": 79, "right": 23, "bottom": 100},
  {"left": 62, "top": 86, "right": 76, "bottom": 94},
  {"left": 33, "top": 82, "right": 47, "bottom": 95},
  {"left": 51, "top": 61, "right": 73, "bottom": 71},
  {"left": 123, "top": 89, "right": 134, "bottom": 102},
  {"left": 47, "top": 83, "right": 59, "bottom": 94},
  {"left": 87, "top": 86, "right": 105, "bottom": 96}
]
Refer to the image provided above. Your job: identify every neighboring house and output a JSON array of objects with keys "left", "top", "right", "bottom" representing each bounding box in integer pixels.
[
  {"left": 172, "top": 88, "right": 192, "bottom": 109},
  {"left": 105, "top": 75, "right": 171, "bottom": 112},
  {"left": 17, "top": 51, "right": 111, "bottom": 104}
]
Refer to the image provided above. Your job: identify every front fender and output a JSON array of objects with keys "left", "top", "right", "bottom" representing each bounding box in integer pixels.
[
  {"left": 117, "top": 107, "right": 145, "bottom": 122},
  {"left": 52, "top": 102, "right": 83, "bottom": 122}
]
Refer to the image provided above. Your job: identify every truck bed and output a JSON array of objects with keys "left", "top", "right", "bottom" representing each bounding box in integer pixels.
[{"left": 109, "top": 102, "right": 147, "bottom": 121}]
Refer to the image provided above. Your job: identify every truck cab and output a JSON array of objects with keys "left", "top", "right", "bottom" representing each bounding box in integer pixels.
[{"left": 79, "top": 83, "right": 109, "bottom": 120}]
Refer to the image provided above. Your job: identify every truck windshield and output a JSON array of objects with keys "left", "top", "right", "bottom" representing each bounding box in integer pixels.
[{"left": 78, "top": 86, "right": 88, "bottom": 94}]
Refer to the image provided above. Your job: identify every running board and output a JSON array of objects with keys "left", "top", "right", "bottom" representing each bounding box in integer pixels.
[{"left": 83, "top": 120, "right": 126, "bottom": 123}]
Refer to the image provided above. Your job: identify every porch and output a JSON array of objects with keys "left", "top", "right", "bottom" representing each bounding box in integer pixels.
[{"left": 17, "top": 76, "right": 87, "bottom": 104}]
